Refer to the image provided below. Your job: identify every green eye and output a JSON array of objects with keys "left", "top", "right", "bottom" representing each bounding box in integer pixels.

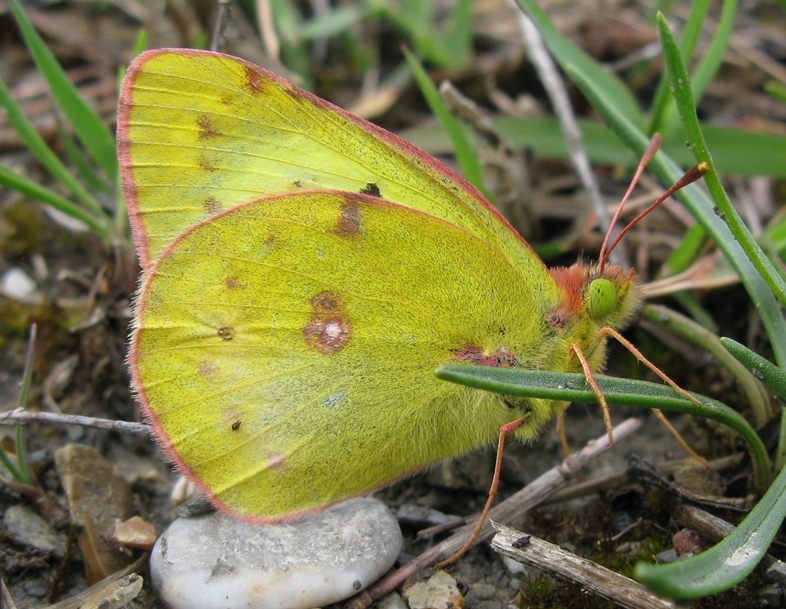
[{"left": 588, "top": 278, "right": 616, "bottom": 320}]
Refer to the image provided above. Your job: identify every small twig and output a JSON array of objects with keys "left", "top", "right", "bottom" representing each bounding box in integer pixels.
[
  {"left": 511, "top": 1, "right": 627, "bottom": 267},
  {"left": 347, "top": 418, "right": 643, "bottom": 609},
  {"left": 0, "top": 409, "right": 150, "bottom": 436},
  {"left": 1, "top": 579, "right": 18, "bottom": 609},
  {"left": 256, "top": 0, "right": 280, "bottom": 60},
  {"left": 0, "top": 477, "right": 67, "bottom": 524},
  {"left": 541, "top": 452, "right": 745, "bottom": 507},
  {"left": 208, "top": 0, "right": 233, "bottom": 52},
  {"left": 491, "top": 522, "right": 676, "bottom": 609},
  {"left": 45, "top": 555, "right": 148, "bottom": 609}
]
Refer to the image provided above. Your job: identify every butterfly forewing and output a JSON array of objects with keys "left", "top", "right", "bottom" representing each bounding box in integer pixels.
[{"left": 118, "top": 49, "right": 543, "bottom": 277}]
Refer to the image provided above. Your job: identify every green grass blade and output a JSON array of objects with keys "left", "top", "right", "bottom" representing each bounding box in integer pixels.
[
  {"left": 648, "top": 0, "right": 711, "bottom": 134},
  {"left": 0, "top": 75, "right": 108, "bottom": 223},
  {"left": 14, "top": 324, "right": 36, "bottom": 485},
  {"left": 663, "top": 223, "right": 706, "bottom": 275},
  {"left": 404, "top": 49, "right": 495, "bottom": 201},
  {"left": 765, "top": 80, "right": 786, "bottom": 104},
  {"left": 721, "top": 337, "right": 786, "bottom": 470},
  {"left": 651, "top": 0, "right": 737, "bottom": 137},
  {"left": 7, "top": 0, "right": 118, "bottom": 181},
  {"left": 0, "top": 164, "right": 110, "bottom": 239},
  {"left": 634, "top": 459, "right": 786, "bottom": 598},
  {"left": 685, "top": 0, "right": 737, "bottom": 107},
  {"left": 436, "top": 365, "right": 769, "bottom": 488},
  {"left": 720, "top": 338, "right": 786, "bottom": 414},
  {"left": 0, "top": 324, "right": 37, "bottom": 485},
  {"left": 657, "top": 14, "right": 786, "bottom": 310},
  {"left": 442, "top": 0, "right": 473, "bottom": 68},
  {"left": 0, "top": 442, "right": 25, "bottom": 483},
  {"left": 57, "top": 121, "right": 111, "bottom": 194}
]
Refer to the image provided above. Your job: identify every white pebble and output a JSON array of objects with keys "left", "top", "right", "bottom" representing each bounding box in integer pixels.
[
  {"left": 1, "top": 267, "right": 42, "bottom": 304},
  {"left": 150, "top": 497, "right": 402, "bottom": 609}
]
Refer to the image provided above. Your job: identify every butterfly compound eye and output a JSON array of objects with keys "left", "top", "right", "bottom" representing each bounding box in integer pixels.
[{"left": 588, "top": 278, "right": 617, "bottom": 321}]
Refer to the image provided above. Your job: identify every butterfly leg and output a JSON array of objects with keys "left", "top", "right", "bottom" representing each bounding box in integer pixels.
[
  {"left": 568, "top": 343, "right": 615, "bottom": 444},
  {"left": 592, "top": 326, "right": 709, "bottom": 466},
  {"left": 437, "top": 413, "right": 531, "bottom": 567}
]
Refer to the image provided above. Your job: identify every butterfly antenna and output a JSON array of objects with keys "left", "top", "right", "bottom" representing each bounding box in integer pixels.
[
  {"left": 601, "top": 161, "right": 710, "bottom": 272},
  {"left": 598, "top": 134, "right": 662, "bottom": 270}
]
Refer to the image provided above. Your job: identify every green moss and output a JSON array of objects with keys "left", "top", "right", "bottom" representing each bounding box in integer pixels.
[{"left": 518, "top": 573, "right": 614, "bottom": 609}]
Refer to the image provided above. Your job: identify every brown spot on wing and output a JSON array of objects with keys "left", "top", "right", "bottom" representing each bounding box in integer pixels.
[
  {"left": 453, "top": 345, "right": 519, "bottom": 368},
  {"left": 303, "top": 291, "right": 352, "bottom": 354},
  {"left": 199, "top": 157, "right": 218, "bottom": 172},
  {"left": 197, "top": 115, "right": 221, "bottom": 140},
  {"left": 258, "top": 233, "right": 276, "bottom": 256},
  {"left": 333, "top": 198, "right": 363, "bottom": 238},
  {"left": 217, "top": 326, "right": 235, "bottom": 341},
  {"left": 244, "top": 66, "right": 265, "bottom": 96},
  {"left": 204, "top": 197, "right": 223, "bottom": 215},
  {"left": 197, "top": 360, "right": 218, "bottom": 380},
  {"left": 224, "top": 277, "right": 244, "bottom": 290}
]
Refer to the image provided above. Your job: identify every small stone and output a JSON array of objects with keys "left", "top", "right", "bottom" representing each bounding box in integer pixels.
[
  {"left": 3, "top": 504, "right": 67, "bottom": 556},
  {"left": 378, "top": 592, "right": 408, "bottom": 609},
  {"left": 0, "top": 267, "right": 42, "bottom": 304},
  {"left": 469, "top": 582, "right": 496, "bottom": 600},
  {"left": 111, "top": 516, "right": 157, "bottom": 550},
  {"left": 500, "top": 555, "right": 527, "bottom": 575},
  {"left": 404, "top": 571, "right": 466, "bottom": 609},
  {"left": 427, "top": 453, "right": 494, "bottom": 493},
  {"left": 654, "top": 548, "right": 679, "bottom": 563},
  {"left": 151, "top": 497, "right": 402, "bottom": 609},
  {"left": 673, "top": 528, "right": 708, "bottom": 556},
  {"left": 23, "top": 579, "right": 49, "bottom": 598},
  {"left": 55, "top": 444, "right": 136, "bottom": 583}
]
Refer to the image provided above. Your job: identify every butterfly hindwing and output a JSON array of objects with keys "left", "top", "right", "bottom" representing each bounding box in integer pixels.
[{"left": 131, "top": 191, "right": 564, "bottom": 519}]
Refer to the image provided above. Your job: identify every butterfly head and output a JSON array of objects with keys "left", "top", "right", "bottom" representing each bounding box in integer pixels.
[{"left": 550, "top": 261, "right": 642, "bottom": 333}]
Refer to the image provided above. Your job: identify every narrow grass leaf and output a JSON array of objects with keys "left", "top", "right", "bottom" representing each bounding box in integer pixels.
[
  {"left": 634, "top": 459, "right": 786, "bottom": 598},
  {"left": 7, "top": 0, "right": 117, "bottom": 180},
  {"left": 0, "top": 76, "right": 107, "bottom": 222},
  {"left": 658, "top": 13, "right": 786, "bottom": 310},
  {"left": 404, "top": 49, "right": 495, "bottom": 201},
  {"left": 0, "top": 165, "right": 109, "bottom": 238},
  {"left": 436, "top": 365, "right": 769, "bottom": 487},
  {"left": 648, "top": 0, "right": 711, "bottom": 134}
]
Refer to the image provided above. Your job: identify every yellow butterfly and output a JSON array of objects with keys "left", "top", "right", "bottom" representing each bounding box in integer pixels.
[{"left": 118, "top": 49, "right": 641, "bottom": 522}]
